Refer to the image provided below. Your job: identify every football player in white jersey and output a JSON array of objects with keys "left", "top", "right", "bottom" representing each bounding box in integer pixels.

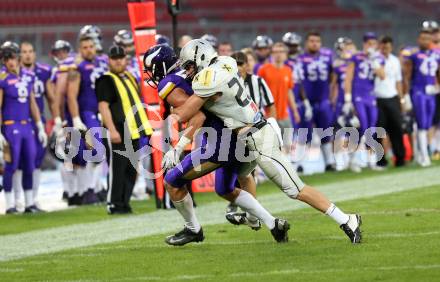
[{"left": 166, "top": 39, "right": 363, "bottom": 244}]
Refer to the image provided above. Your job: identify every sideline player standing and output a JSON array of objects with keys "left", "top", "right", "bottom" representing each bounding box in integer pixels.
[
  {"left": 344, "top": 32, "right": 386, "bottom": 172},
  {"left": 169, "top": 39, "right": 363, "bottom": 244},
  {"left": 0, "top": 43, "right": 47, "bottom": 214},
  {"left": 297, "top": 31, "right": 336, "bottom": 171},
  {"left": 67, "top": 36, "right": 107, "bottom": 204},
  {"left": 252, "top": 35, "right": 273, "bottom": 74},
  {"left": 403, "top": 29, "right": 440, "bottom": 167},
  {"left": 20, "top": 42, "right": 57, "bottom": 204}
]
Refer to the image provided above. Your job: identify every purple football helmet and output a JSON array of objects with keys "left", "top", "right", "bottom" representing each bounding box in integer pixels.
[
  {"left": 143, "top": 44, "right": 179, "bottom": 88},
  {"left": 155, "top": 34, "right": 171, "bottom": 46}
]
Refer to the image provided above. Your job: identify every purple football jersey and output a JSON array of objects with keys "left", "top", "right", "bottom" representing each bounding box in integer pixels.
[
  {"left": 127, "top": 56, "right": 141, "bottom": 83},
  {"left": 297, "top": 48, "right": 333, "bottom": 102},
  {"left": 333, "top": 59, "right": 348, "bottom": 104},
  {"left": 51, "top": 53, "right": 76, "bottom": 83},
  {"left": 350, "top": 51, "right": 384, "bottom": 97},
  {"left": 0, "top": 68, "right": 35, "bottom": 121},
  {"left": 25, "top": 62, "right": 52, "bottom": 114},
  {"left": 74, "top": 57, "right": 107, "bottom": 113},
  {"left": 409, "top": 49, "right": 440, "bottom": 91}
]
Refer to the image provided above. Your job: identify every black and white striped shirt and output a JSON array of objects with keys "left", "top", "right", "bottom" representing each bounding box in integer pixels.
[{"left": 242, "top": 73, "right": 274, "bottom": 111}]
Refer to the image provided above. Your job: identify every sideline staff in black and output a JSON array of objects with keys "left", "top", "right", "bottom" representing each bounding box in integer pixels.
[{"left": 96, "top": 45, "right": 153, "bottom": 214}]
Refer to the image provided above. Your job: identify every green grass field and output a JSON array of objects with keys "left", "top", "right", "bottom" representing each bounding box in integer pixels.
[{"left": 1, "top": 164, "right": 440, "bottom": 281}]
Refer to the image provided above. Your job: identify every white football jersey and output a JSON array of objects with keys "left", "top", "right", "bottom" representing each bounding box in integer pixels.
[{"left": 192, "top": 56, "right": 261, "bottom": 129}]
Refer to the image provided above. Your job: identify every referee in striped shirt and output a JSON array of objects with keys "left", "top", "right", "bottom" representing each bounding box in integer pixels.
[{"left": 231, "top": 51, "right": 276, "bottom": 116}]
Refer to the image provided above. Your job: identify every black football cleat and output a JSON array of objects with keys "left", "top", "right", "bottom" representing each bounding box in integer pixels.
[
  {"left": 270, "top": 218, "right": 290, "bottom": 243},
  {"left": 226, "top": 212, "right": 262, "bottom": 231},
  {"left": 325, "top": 164, "right": 336, "bottom": 172},
  {"left": 6, "top": 207, "right": 19, "bottom": 215},
  {"left": 24, "top": 205, "right": 44, "bottom": 214},
  {"left": 165, "top": 227, "right": 205, "bottom": 246},
  {"left": 340, "top": 214, "right": 362, "bottom": 244}
]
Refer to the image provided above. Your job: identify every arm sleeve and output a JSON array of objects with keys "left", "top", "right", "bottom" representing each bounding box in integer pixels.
[
  {"left": 96, "top": 76, "right": 116, "bottom": 104},
  {"left": 258, "top": 77, "right": 274, "bottom": 107}
]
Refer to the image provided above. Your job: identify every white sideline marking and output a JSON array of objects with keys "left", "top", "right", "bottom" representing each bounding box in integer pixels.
[
  {"left": 0, "top": 167, "right": 440, "bottom": 262},
  {"left": 110, "top": 264, "right": 440, "bottom": 281}
]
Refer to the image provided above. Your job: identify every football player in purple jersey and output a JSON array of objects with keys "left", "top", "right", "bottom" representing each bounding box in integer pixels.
[
  {"left": 331, "top": 37, "right": 359, "bottom": 171},
  {"left": 0, "top": 42, "right": 47, "bottom": 214},
  {"left": 66, "top": 35, "right": 108, "bottom": 205},
  {"left": 297, "top": 31, "right": 336, "bottom": 171},
  {"left": 18, "top": 41, "right": 58, "bottom": 204},
  {"left": 403, "top": 29, "right": 440, "bottom": 167},
  {"left": 344, "top": 32, "right": 386, "bottom": 172},
  {"left": 252, "top": 35, "right": 273, "bottom": 74},
  {"left": 114, "top": 29, "right": 141, "bottom": 83}
]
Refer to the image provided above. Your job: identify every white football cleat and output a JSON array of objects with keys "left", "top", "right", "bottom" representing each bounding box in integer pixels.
[{"left": 340, "top": 214, "right": 362, "bottom": 244}]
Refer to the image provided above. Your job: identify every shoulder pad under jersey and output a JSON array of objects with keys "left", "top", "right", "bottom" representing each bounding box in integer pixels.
[{"left": 192, "top": 65, "right": 234, "bottom": 97}]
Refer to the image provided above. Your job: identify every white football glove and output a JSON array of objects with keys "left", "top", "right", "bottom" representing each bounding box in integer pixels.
[
  {"left": 161, "top": 136, "right": 191, "bottom": 170},
  {"left": 0, "top": 132, "right": 6, "bottom": 150},
  {"left": 267, "top": 117, "right": 284, "bottom": 147},
  {"left": 52, "top": 116, "right": 64, "bottom": 138},
  {"left": 425, "top": 85, "right": 440, "bottom": 96},
  {"left": 36, "top": 121, "right": 48, "bottom": 147},
  {"left": 72, "top": 116, "right": 87, "bottom": 132},
  {"left": 371, "top": 59, "right": 382, "bottom": 70},
  {"left": 342, "top": 93, "right": 353, "bottom": 115},
  {"left": 402, "top": 94, "right": 413, "bottom": 112},
  {"left": 303, "top": 99, "right": 313, "bottom": 121}
]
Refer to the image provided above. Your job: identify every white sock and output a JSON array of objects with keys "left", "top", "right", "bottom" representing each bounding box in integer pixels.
[
  {"left": 93, "top": 162, "right": 104, "bottom": 193},
  {"left": 32, "top": 169, "right": 41, "bottom": 203},
  {"left": 234, "top": 190, "right": 275, "bottom": 229},
  {"left": 322, "top": 142, "right": 335, "bottom": 165},
  {"left": 418, "top": 130, "right": 429, "bottom": 160},
  {"left": 12, "top": 170, "right": 23, "bottom": 206},
  {"left": 368, "top": 151, "right": 377, "bottom": 167},
  {"left": 325, "top": 203, "right": 349, "bottom": 225},
  {"left": 61, "top": 165, "right": 77, "bottom": 197},
  {"left": 76, "top": 167, "right": 90, "bottom": 195},
  {"left": 24, "top": 190, "right": 34, "bottom": 208},
  {"left": 5, "top": 192, "right": 15, "bottom": 209},
  {"left": 172, "top": 193, "right": 201, "bottom": 233},
  {"left": 335, "top": 151, "right": 346, "bottom": 171},
  {"left": 435, "top": 129, "right": 440, "bottom": 152}
]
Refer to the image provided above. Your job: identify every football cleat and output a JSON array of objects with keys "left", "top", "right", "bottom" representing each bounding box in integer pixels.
[
  {"left": 24, "top": 205, "right": 44, "bottom": 214},
  {"left": 81, "top": 189, "right": 99, "bottom": 205},
  {"left": 6, "top": 207, "right": 19, "bottom": 215},
  {"left": 270, "top": 218, "right": 290, "bottom": 243},
  {"left": 225, "top": 212, "right": 262, "bottom": 231},
  {"left": 340, "top": 214, "right": 362, "bottom": 244},
  {"left": 165, "top": 227, "right": 204, "bottom": 246},
  {"left": 325, "top": 164, "right": 336, "bottom": 172}
]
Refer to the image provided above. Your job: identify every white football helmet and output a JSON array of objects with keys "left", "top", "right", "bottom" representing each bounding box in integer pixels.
[{"left": 179, "top": 39, "right": 218, "bottom": 74}]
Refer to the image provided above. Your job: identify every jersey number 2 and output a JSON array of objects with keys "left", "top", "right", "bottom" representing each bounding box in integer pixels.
[{"left": 228, "top": 77, "right": 250, "bottom": 107}]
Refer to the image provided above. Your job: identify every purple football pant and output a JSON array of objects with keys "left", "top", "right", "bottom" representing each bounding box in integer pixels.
[
  {"left": 411, "top": 89, "right": 436, "bottom": 130},
  {"left": 2, "top": 123, "right": 36, "bottom": 192},
  {"left": 354, "top": 95, "right": 378, "bottom": 136},
  {"left": 311, "top": 99, "right": 334, "bottom": 144}
]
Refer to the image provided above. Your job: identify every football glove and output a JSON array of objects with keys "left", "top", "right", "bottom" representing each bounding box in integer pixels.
[
  {"left": 72, "top": 116, "right": 87, "bottom": 132},
  {"left": 36, "top": 121, "right": 48, "bottom": 147},
  {"left": 303, "top": 99, "right": 313, "bottom": 121}
]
